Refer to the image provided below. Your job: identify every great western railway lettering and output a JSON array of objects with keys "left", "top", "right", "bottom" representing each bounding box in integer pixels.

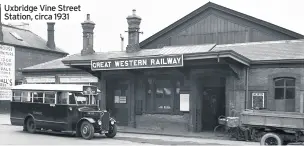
[{"left": 91, "top": 55, "right": 183, "bottom": 70}]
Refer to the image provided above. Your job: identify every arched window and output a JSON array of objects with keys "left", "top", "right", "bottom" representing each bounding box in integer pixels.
[{"left": 274, "top": 77, "right": 295, "bottom": 100}]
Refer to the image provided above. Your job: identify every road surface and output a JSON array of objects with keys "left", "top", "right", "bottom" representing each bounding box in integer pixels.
[{"left": 0, "top": 114, "right": 260, "bottom": 145}]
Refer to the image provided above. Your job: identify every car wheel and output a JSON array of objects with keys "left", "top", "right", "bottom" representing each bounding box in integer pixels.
[
  {"left": 80, "top": 121, "right": 95, "bottom": 140},
  {"left": 26, "top": 118, "right": 36, "bottom": 134},
  {"left": 260, "top": 133, "right": 283, "bottom": 146},
  {"left": 105, "top": 124, "right": 117, "bottom": 138}
]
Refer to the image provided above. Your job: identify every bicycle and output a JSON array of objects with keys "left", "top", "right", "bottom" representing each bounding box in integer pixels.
[
  {"left": 213, "top": 114, "right": 249, "bottom": 141},
  {"left": 213, "top": 115, "right": 239, "bottom": 138}
]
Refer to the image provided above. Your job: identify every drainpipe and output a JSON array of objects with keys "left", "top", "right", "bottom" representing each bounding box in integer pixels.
[
  {"left": 217, "top": 53, "right": 220, "bottom": 62},
  {"left": 245, "top": 67, "right": 249, "bottom": 110}
]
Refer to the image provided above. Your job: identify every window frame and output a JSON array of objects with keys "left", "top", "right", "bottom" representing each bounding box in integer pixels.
[
  {"left": 274, "top": 77, "right": 296, "bottom": 100},
  {"left": 145, "top": 76, "right": 183, "bottom": 115}
]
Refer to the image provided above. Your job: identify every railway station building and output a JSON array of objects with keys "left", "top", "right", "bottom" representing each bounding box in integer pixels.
[{"left": 22, "top": 2, "right": 304, "bottom": 133}]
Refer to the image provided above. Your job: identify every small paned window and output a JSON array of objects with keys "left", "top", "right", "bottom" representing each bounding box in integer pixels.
[{"left": 274, "top": 78, "right": 295, "bottom": 100}]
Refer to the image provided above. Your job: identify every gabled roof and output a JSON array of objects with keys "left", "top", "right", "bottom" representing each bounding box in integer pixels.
[
  {"left": 1, "top": 24, "right": 68, "bottom": 55},
  {"left": 139, "top": 2, "right": 304, "bottom": 48},
  {"left": 21, "top": 55, "right": 77, "bottom": 72},
  {"left": 212, "top": 39, "right": 304, "bottom": 64},
  {"left": 26, "top": 39, "right": 304, "bottom": 72}
]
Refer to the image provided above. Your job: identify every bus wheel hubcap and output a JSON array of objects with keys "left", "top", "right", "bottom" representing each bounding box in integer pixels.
[{"left": 83, "top": 126, "right": 88, "bottom": 134}]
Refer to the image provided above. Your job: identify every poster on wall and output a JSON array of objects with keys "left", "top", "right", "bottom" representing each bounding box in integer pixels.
[
  {"left": 251, "top": 92, "right": 265, "bottom": 109},
  {"left": 0, "top": 45, "right": 15, "bottom": 101},
  {"left": 180, "top": 93, "right": 190, "bottom": 111}
]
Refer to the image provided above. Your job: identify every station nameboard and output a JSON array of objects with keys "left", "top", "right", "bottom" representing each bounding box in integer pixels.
[{"left": 91, "top": 55, "right": 183, "bottom": 71}]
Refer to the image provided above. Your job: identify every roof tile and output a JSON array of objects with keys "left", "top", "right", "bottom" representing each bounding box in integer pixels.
[
  {"left": 2, "top": 25, "right": 68, "bottom": 54},
  {"left": 212, "top": 40, "right": 304, "bottom": 61}
]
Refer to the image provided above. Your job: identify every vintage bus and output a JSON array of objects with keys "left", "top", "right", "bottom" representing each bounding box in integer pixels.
[{"left": 10, "top": 84, "right": 117, "bottom": 140}]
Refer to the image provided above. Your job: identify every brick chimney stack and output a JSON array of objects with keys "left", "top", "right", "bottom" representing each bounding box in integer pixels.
[
  {"left": 46, "top": 22, "right": 56, "bottom": 49},
  {"left": 81, "top": 14, "right": 95, "bottom": 56},
  {"left": 126, "top": 9, "right": 142, "bottom": 53}
]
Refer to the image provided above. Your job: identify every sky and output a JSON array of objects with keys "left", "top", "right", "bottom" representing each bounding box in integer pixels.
[{"left": 1, "top": 0, "right": 304, "bottom": 55}]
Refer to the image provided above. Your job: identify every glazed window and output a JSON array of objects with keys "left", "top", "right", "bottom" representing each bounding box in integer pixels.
[
  {"left": 44, "top": 92, "right": 56, "bottom": 104},
  {"left": 32, "top": 92, "right": 44, "bottom": 103},
  {"left": 21, "top": 91, "right": 31, "bottom": 102},
  {"left": 57, "top": 92, "right": 69, "bottom": 104},
  {"left": 274, "top": 78, "right": 295, "bottom": 100},
  {"left": 155, "top": 80, "right": 172, "bottom": 113},
  {"left": 12, "top": 91, "right": 22, "bottom": 102}
]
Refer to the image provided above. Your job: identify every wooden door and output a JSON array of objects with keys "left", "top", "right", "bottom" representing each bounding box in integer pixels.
[{"left": 111, "top": 82, "right": 129, "bottom": 126}]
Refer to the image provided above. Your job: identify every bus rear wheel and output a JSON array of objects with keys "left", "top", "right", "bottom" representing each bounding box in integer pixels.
[{"left": 26, "top": 118, "right": 36, "bottom": 134}]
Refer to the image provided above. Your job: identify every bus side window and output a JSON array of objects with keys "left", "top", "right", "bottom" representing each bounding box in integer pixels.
[
  {"left": 69, "top": 93, "right": 76, "bottom": 104},
  {"left": 21, "top": 91, "right": 31, "bottom": 102},
  {"left": 57, "top": 92, "right": 68, "bottom": 104},
  {"left": 13, "top": 91, "right": 21, "bottom": 102},
  {"left": 33, "top": 92, "right": 43, "bottom": 103},
  {"left": 45, "top": 92, "right": 55, "bottom": 104}
]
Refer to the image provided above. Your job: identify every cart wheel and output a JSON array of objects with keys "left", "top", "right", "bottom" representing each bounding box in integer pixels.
[
  {"left": 80, "top": 121, "right": 95, "bottom": 140},
  {"left": 260, "top": 133, "right": 283, "bottom": 146},
  {"left": 214, "top": 125, "right": 226, "bottom": 137}
]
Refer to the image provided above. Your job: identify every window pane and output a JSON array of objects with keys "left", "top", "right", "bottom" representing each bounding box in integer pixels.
[
  {"left": 155, "top": 79, "right": 173, "bottom": 112},
  {"left": 274, "top": 88, "right": 284, "bottom": 99},
  {"left": 286, "top": 88, "right": 295, "bottom": 99},
  {"left": 33, "top": 92, "right": 43, "bottom": 103},
  {"left": 57, "top": 92, "right": 68, "bottom": 104},
  {"left": 156, "top": 88, "right": 163, "bottom": 98},
  {"left": 163, "top": 88, "right": 171, "bottom": 96},
  {"left": 13, "top": 91, "right": 21, "bottom": 102},
  {"left": 274, "top": 78, "right": 284, "bottom": 86},
  {"left": 45, "top": 92, "right": 55, "bottom": 104},
  {"left": 21, "top": 91, "right": 31, "bottom": 102},
  {"left": 286, "top": 78, "right": 295, "bottom": 86}
]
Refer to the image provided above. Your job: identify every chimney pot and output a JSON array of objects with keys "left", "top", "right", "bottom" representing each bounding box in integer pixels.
[
  {"left": 81, "top": 14, "right": 95, "bottom": 56},
  {"left": 46, "top": 22, "right": 56, "bottom": 49},
  {"left": 126, "top": 9, "right": 142, "bottom": 53},
  {"left": 132, "top": 9, "right": 136, "bottom": 16},
  {"left": 87, "top": 14, "right": 90, "bottom": 21}
]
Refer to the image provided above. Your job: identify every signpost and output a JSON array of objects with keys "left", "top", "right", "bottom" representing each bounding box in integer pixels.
[{"left": 91, "top": 55, "right": 183, "bottom": 71}]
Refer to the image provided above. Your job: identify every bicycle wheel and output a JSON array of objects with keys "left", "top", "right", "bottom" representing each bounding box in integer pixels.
[{"left": 214, "top": 125, "right": 226, "bottom": 137}]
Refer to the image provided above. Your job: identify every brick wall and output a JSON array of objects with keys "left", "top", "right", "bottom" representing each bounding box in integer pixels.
[
  {"left": 248, "top": 67, "right": 304, "bottom": 112},
  {"left": 225, "top": 68, "right": 246, "bottom": 116},
  {"left": 225, "top": 66, "right": 304, "bottom": 115},
  {"left": 15, "top": 47, "right": 67, "bottom": 80}
]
